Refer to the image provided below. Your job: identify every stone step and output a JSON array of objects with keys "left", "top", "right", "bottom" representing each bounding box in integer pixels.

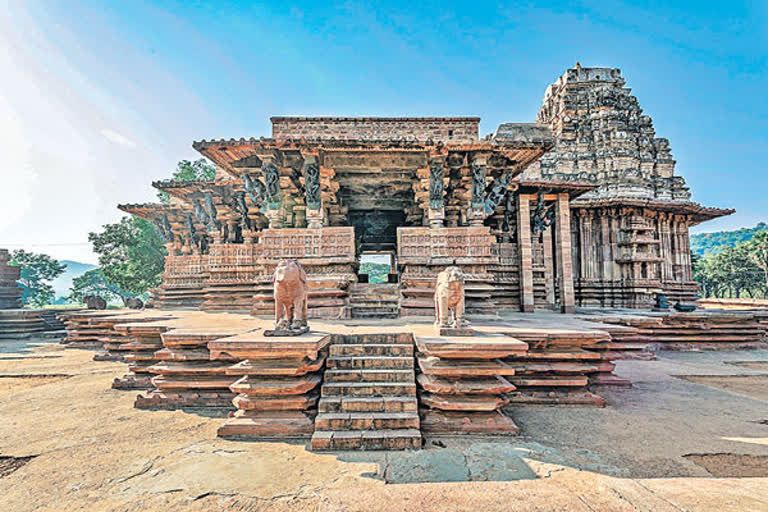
[
  {"left": 349, "top": 284, "right": 399, "bottom": 292},
  {"left": 327, "top": 356, "right": 413, "bottom": 369},
  {"left": 350, "top": 310, "right": 400, "bottom": 319},
  {"left": 350, "top": 300, "right": 400, "bottom": 312},
  {"left": 349, "top": 299, "right": 399, "bottom": 307},
  {"left": 318, "top": 396, "right": 418, "bottom": 413},
  {"left": 321, "top": 381, "right": 417, "bottom": 397},
  {"left": 311, "top": 428, "right": 422, "bottom": 451},
  {"left": 314, "top": 412, "right": 419, "bottom": 430},
  {"left": 324, "top": 369, "right": 415, "bottom": 383},
  {"left": 330, "top": 344, "right": 414, "bottom": 357}
]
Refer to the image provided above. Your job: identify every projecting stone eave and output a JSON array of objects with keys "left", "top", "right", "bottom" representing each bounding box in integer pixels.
[
  {"left": 192, "top": 135, "right": 554, "bottom": 180},
  {"left": 490, "top": 123, "right": 556, "bottom": 150},
  {"left": 571, "top": 197, "right": 734, "bottom": 226},
  {"left": 118, "top": 202, "right": 168, "bottom": 216}
]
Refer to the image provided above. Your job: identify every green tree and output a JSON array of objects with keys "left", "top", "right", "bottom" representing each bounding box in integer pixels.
[
  {"left": 157, "top": 159, "right": 216, "bottom": 204},
  {"left": 747, "top": 231, "right": 768, "bottom": 298},
  {"left": 9, "top": 250, "right": 66, "bottom": 307},
  {"left": 68, "top": 268, "right": 126, "bottom": 304},
  {"left": 88, "top": 216, "right": 166, "bottom": 304}
]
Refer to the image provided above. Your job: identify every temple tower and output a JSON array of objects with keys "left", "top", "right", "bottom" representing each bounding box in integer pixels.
[{"left": 526, "top": 64, "right": 729, "bottom": 308}]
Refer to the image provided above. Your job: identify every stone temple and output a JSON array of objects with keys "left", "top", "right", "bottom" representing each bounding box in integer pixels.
[
  {"left": 93, "top": 64, "right": 748, "bottom": 448},
  {"left": 120, "top": 64, "right": 731, "bottom": 316}
]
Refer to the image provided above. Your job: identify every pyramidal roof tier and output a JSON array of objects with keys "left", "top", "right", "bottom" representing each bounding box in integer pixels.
[{"left": 522, "top": 63, "right": 731, "bottom": 222}]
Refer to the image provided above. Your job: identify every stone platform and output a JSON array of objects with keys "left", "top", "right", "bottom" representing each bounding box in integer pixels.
[{"left": 57, "top": 308, "right": 767, "bottom": 451}]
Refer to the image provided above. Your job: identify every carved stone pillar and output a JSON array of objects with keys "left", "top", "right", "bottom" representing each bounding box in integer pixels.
[
  {"left": 516, "top": 193, "right": 534, "bottom": 312},
  {"left": 555, "top": 193, "right": 576, "bottom": 314},
  {"left": 542, "top": 227, "right": 556, "bottom": 308}
]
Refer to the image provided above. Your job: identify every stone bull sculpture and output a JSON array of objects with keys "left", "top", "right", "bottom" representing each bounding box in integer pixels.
[
  {"left": 271, "top": 259, "right": 309, "bottom": 335},
  {"left": 434, "top": 266, "right": 466, "bottom": 329}
]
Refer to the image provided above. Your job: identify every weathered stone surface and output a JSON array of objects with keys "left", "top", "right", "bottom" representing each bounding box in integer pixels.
[
  {"left": 419, "top": 409, "right": 520, "bottom": 435},
  {"left": 417, "top": 374, "right": 516, "bottom": 395},
  {"left": 230, "top": 374, "right": 322, "bottom": 396},
  {"left": 217, "top": 410, "right": 315, "bottom": 439},
  {"left": 416, "top": 334, "right": 528, "bottom": 359}
]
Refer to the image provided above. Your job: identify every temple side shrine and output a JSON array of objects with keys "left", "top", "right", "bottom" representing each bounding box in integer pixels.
[{"left": 120, "top": 65, "right": 731, "bottom": 316}]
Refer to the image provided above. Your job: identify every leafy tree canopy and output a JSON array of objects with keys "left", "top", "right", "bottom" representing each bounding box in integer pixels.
[
  {"left": 88, "top": 216, "right": 166, "bottom": 302},
  {"left": 157, "top": 158, "right": 216, "bottom": 204},
  {"left": 68, "top": 268, "right": 126, "bottom": 304},
  {"left": 693, "top": 233, "right": 768, "bottom": 299},
  {"left": 9, "top": 249, "right": 66, "bottom": 307}
]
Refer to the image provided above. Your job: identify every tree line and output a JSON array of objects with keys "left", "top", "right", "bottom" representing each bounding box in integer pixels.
[{"left": 693, "top": 231, "right": 768, "bottom": 299}]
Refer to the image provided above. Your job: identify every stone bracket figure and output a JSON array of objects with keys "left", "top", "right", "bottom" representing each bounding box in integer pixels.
[
  {"left": 434, "top": 266, "right": 472, "bottom": 335},
  {"left": 305, "top": 162, "right": 321, "bottom": 211},
  {"left": 244, "top": 173, "right": 267, "bottom": 209},
  {"left": 267, "top": 259, "right": 309, "bottom": 336},
  {"left": 429, "top": 162, "right": 444, "bottom": 210}
]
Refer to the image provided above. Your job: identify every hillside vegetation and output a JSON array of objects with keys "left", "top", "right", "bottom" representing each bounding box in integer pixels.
[{"left": 691, "top": 222, "right": 768, "bottom": 256}]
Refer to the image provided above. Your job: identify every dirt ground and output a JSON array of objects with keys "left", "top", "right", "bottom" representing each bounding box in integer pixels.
[
  {"left": 1, "top": 338, "right": 768, "bottom": 511},
  {"left": 680, "top": 374, "right": 768, "bottom": 401}
]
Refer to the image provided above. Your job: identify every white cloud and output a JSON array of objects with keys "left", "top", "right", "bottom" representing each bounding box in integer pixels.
[{"left": 100, "top": 128, "right": 137, "bottom": 148}]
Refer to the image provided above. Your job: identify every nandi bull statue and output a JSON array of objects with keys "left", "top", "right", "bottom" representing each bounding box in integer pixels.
[
  {"left": 434, "top": 266, "right": 473, "bottom": 335},
  {"left": 267, "top": 259, "right": 309, "bottom": 336}
]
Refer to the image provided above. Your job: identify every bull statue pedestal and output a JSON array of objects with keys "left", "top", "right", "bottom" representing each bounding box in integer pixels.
[
  {"left": 265, "top": 259, "right": 310, "bottom": 337},
  {"left": 434, "top": 266, "right": 474, "bottom": 337}
]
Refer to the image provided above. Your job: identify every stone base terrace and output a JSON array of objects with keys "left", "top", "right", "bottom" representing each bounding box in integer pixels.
[{"left": 54, "top": 308, "right": 768, "bottom": 450}]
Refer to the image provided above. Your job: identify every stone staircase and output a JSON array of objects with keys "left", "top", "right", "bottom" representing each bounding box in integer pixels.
[
  {"left": 349, "top": 283, "right": 400, "bottom": 319},
  {"left": 311, "top": 333, "right": 422, "bottom": 450}
]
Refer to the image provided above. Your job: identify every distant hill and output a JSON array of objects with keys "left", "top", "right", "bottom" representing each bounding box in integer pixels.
[
  {"left": 51, "top": 260, "right": 98, "bottom": 301},
  {"left": 691, "top": 223, "right": 768, "bottom": 256}
]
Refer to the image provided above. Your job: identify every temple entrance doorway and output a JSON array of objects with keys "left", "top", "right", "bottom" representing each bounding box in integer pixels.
[
  {"left": 349, "top": 209, "right": 404, "bottom": 281},
  {"left": 348, "top": 209, "right": 404, "bottom": 319}
]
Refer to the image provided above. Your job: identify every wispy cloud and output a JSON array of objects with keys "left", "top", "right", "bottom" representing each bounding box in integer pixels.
[{"left": 100, "top": 128, "right": 136, "bottom": 148}]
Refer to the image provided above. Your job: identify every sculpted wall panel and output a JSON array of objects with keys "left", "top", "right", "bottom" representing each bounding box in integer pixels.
[{"left": 397, "top": 227, "right": 498, "bottom": 265}]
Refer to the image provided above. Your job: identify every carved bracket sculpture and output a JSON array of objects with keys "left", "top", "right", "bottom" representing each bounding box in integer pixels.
[
  {"left": 155, "top": 214, "right": 174, "bottom": 243},
  {"left": 470, "top": 162, "right": 486, "bottom": 209},
  {"left": 305, "top": 162, "right": 321, "bottom": 211},
  {"left": 263, "top": 162, "right": 281, "bottom": 208},
  {"left": 185, "top": 213, "right": 199, "bottom": 247},
  {"left": 434, "top": 266, "right": 473, "bottom": 336},
  {"left": 233, "top": 191, "right": 251, "bottom": 230},
  {"left": 203, "top": 192, "right": 221, "bottom": 233},
  {"left": 429, "top": 162, "right": 445, "bottom": 210},
  {"left": 244, "top": 173, "right": 267, "bottom": 209},
  {"left": 501, "top": 191, "right": 517, "bottom": 238},
  {"left": 531, "top": 191, "right": 554, "bottom": 235},
  {"left": 267, "top": 259, "right": 309, "bottom": 336}
]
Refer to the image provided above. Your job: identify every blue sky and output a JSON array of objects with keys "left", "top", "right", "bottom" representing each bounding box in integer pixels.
[{"left": 0, "top": 1, "right": 766, "bottom": 263}]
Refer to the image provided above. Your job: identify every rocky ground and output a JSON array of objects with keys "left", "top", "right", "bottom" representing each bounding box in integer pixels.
[{"left": 1, "top": 338, "right": 767, "bottom": 511}]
